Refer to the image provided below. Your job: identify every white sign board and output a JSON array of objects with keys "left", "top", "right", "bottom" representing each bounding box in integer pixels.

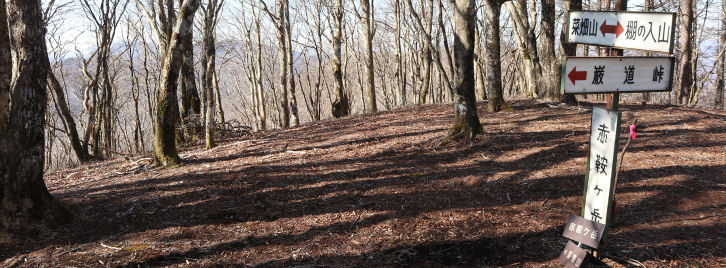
[
  {"left": 583, "top": 107, "right": 621, "bottom": 227},
  {"left": 566, "top": 10, "right": 676, "bottom": 53},
  {"left": 561, "top": 56, "right": 674, "bottom": 94}
]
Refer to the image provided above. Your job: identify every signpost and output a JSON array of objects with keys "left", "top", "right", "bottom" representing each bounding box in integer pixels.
[
  {"left": 557, "top": 1, "right": 677, "bottom": 267},
  {"left": 566, "top": 10, "right": 676, "bottom": 53},
  {"left": 559, "top": 241, "right": 589, "bottom": 268},
  {"left": 562, "top": 214, "right": 607, "bottom": 249},
  {"left": 562, "top": 57, "right": 675, "bottom": 94},
  {"left": 583, "top": 107, "right": 621, "bottom": 228}
]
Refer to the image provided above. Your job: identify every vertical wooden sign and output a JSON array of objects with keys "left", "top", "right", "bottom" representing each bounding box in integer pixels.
[{"left": 582, "top": 107, "right": 621, "bottom": 231}]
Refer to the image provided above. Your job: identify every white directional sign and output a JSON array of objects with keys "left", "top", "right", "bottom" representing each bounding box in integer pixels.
[
  {"left": 561, "top": 56, "right": 674, "bottom": 94},
  {"left": 566, "top": 11, "right": 676, "bottom": 53},
  {"left": 583, "top": 107, "right": 621, "bottom": 228}
]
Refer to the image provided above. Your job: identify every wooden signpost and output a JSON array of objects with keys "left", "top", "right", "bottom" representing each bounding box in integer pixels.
[{"left": 558, "top": 1, "right": 676, "bottom": 267}]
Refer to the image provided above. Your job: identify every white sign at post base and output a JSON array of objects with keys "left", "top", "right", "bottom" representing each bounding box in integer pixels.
[
  {"left": 566, "top": 10, "right": 676, "bottom": 53},
  {"left": 561, "top": 56, "right": 674, "bottom": 94},
  {"left": 583, "top": 107, "right": 621, "bottom": 231}
]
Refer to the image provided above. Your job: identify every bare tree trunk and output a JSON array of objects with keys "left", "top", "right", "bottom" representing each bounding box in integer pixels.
[
  {"left": 395, "top": 0, "right": 406, "bottom": 106},
  {"left": 360, "top": 0, "right": 378, "bottom": 113},
  {"left": 443, "top": 0, "right": 482, "bottom": 143},
  {"left": 181, "top": 26, "right": 201, "bottom": 140},
  {"left": 1, "top": 0, "right": 72, "bottom": 233},
  {"left": 482, "top": 0, "right": 509, "bottom": 112},
  {"left": 214, "top": 70, "right": 224, "bottom": 124},
  {"left": 416, "top": 0, "right": 435, "bottom": 104},
  {"left": 154, "top": 0, "right": 201, "bottom": 166},
  {"left": 47, "top": 71, "right": 90, "bottom": 163},
  {"left": 254, "top": 8, "right": 267, "bottom": 129},
  {"left": 278, "top": 7, "right": 290, "bottom": 128},
  {"left": 717, "top": 1, "right": 726, "bottom": 110},
  {"left": 331, "top": 0, "right": 349, "bottom": 118},
  {"left": 0, "top": 0, "right": 10, "bottom": 134},
  {"left": 202, "top": 0, "right": 222, "bottom": 149},
  {"left": 539, "top": 0, "right": 559, "bottom": 101},
  {"left": 283, "top": 0, "right": 299, "bottom": 126},
  {"left": 505, "top": 1, "right": 538, "bottom": 98},
  {"left": 677, "top": 0, "right": 694, "bottom": 105},
  {"left": 474, "top": 17, "right": 487, "bottom": 101}
]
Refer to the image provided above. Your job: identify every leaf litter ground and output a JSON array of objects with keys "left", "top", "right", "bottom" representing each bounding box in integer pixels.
[{"left": 2, "top": 100, "right": 725, "bottom": 267}]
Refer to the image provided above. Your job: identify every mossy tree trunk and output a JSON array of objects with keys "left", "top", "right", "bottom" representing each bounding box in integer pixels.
[
  {"left": 0, "top": 0, "right": 72, "bottom": 234},
  {"left": 154, "top": 0, "right": 201, "bottom": 166}
]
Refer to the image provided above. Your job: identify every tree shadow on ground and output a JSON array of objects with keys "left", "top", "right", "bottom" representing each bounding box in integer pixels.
[{"left": 3, "top": 100, "right": 724, "bottom": 267}]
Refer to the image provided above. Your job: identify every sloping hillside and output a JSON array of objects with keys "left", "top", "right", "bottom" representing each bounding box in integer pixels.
[{"left": 3, "top": 100, "right": 725, "bottom": 267}]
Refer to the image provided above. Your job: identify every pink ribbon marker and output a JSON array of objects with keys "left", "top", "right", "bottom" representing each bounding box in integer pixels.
[{"left": 629, "top": 125, "right": 637, "bottom": 140}]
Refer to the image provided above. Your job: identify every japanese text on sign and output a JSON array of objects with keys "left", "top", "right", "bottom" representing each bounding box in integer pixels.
[
  {"left": 567, "top": 10, "right": 676, "bottom": 53},
  {"left": 562, "top": 57, "right": 674, "bottom": 94},
  {"left": 583, "top": 107, "right": 621, "bottom": 227},
  {"left": 559, "top": 241, "right": 588, "bottom": 268},
  {"left": 562, "top": 214, "right": 607, "bottom": 248}
]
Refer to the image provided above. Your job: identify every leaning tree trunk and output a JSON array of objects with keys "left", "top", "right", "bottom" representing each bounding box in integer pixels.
[
  {"left": 443, "top": 0, "right": 482, "bottom": 143},
  {"left": 360, "top": 0, "right": 378, "bottom": 113},
  {"left": 482, "top": 0, "right": 509, "bottom": 112},
  {"left": 0, "top": 0, "right": 73, "bottom": 233},
  {"left": 331, "top": 0, "right": 349, "bottom": 118},
  {"left": 154, "top": 0, "right": 201, "bottom": 166},
  {"left": 677, "top": 0, "right": 694, "bottom": 105},
  {"left": 48, "top": 71, "right": 90, "bottom": 163}
]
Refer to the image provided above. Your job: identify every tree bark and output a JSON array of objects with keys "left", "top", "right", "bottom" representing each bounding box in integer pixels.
[
  {"left": 677, "top": 0, "right": 694, "bottom": 105},
  {"left": 395, "top": 0, "right": 406, "bottom": 106},
  {"left": 360, "top": 0, "right": 377, "bottom": 113},
  {"left": 283, "top": 0, "right": 299, "bottom": 126},
  {"left": 1, "top": 0, "right": 72, "bottom": 233},
  {"left": 331, "top": 0, "right": 349, "bottom": 118},
  {"left": 717, "top": 0, "right": 726, "bottom": 110},
  {"left": 154, "top": 0, "right": 201, "bottom": 166},
  {"left": 202, "top": 0, "right": 221, "bottom": 149},
  {"left": 181, "top": 25, "right": 201, "bottom": 140},
  {"left": 254, "top": 8, "right": 268, "bottom": 129},
  {"left": 474, "top": 17, "right": 487, "bottom": 101},
  {"left": 539, "top": 0, "right": 559, "bottom": 101},
  {"left": 0, "top": 0, "right": 10, "bottom": 134},
  {"left": 482, "top": 0, "right": 509, "bottom": 112},
  {"left": 505, "top": 1, "right": 539, "bottom": 98},
  {"left": 444, "top": 0, "right": 482, "bottom": 143}
]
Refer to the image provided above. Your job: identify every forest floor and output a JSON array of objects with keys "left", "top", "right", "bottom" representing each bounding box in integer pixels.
[{"left": 2, "top": 99, "right": 725, "bottom": 267}]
